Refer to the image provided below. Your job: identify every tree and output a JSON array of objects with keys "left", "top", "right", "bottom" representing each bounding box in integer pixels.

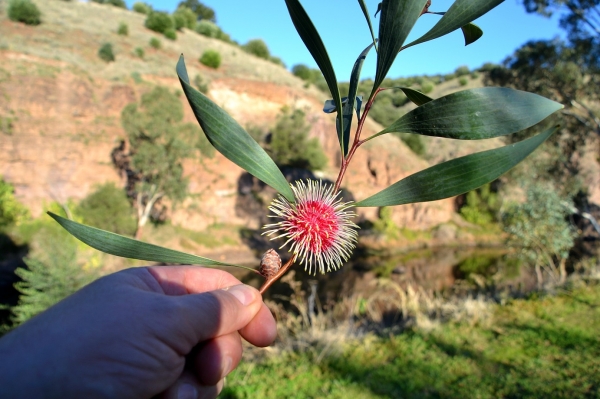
[
  {"left": 118, "top": 87, "right": 211, "bottom": 238},
  {"left": 177, "top": 0, "right": 215, "bottom": 22},
  {"left": 267, "top": 108, "right": 328, "bottom": 171}
]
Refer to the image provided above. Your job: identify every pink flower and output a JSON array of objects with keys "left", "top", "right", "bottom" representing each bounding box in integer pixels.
[{"left": 263, "top": 180, "right": 359, "bottom": 275}]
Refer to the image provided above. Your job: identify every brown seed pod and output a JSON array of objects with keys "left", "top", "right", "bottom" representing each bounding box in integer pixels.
[{"left": 259, "top": 249, "right": 281, "bottom": 278}]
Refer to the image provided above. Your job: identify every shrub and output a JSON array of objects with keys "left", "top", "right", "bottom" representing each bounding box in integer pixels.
[
  {"left": 455, "top": 65, "right": 470, "bottom": 77},
  {"left": 163, "top": 28, "right": 177, "bottom": 40},
  {"left": 242, "top": 39, "right": 270, "bottom": 60},
  {"left": 134, "top": 47, "right": 145, "bottom": 58},
  {"left": 117, "top": 22, "right": 128, "bottom": 36},
  {"left": 91, "top": 0, "right": 126, "bottom": 7},
  {"left": 7, "top": 0, "right": 41, "bottom": 26},
  {"left": 77, "top": 183, "right": 136, "bottom": 236},
  {"left": 0, "top": 178, "right": 28, "bottom": 232},
  {"left": 459, "top": 77, "right": 468, "bottom": 86},
  {"left": 145, "top": 11, "right": 173, "bottom": 34},
  {"left": 178, "top": 0, "right": 216, "bottom": 22},
  {"left": 98, "top": 43, "right": 115, "bottom": 62},
  {"left": 149, "top": 37, "right": 161, "bottom": 49},
  {"left": 270, "top": 56, "right": 285, "bottom": 67},
  {"left": 420, "top": 80, "right": 434, "bottom": 94},
  {"left": 195, "top": 19, "right": 220, "bottom": 37},
  {"left": 398, "top": 134, "right": 426, "bottom": 157},
  {"left": 173, "top": 6, "right": 196, "bottom": 30},
  {"left": 268, "top": 108, "right": 327, "bottom": 171},
  {"left": 292, "top": 64, "right": 312, "bottom": 81},
  {"left": 132, "top": 1, "right": 151, "bottom": 14},
  {"left": 194, "top": 74, "right": 209, "bottom": 93},
  {"left": 199, "top": 50, "right": 221, "bottom": 69},
  {"left": 460, "top": 183, "right": 500, "bottom": 225}
]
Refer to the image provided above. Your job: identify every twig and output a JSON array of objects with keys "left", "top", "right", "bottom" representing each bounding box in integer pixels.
[{"left": 259, "top": 256, "right": 296, "bottom": 295}]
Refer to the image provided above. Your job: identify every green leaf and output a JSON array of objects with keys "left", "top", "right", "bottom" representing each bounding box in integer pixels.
[
  {"left": 461, "top": 22, "right": 483, "bottom": 45},
  {"left": 395, "top": 87, "right": 433, "bottom": 106},
  {"left": 176, "top": 56, "right": 295, "bottom": 203},
  {"left": 358, "top": 0, "right": 378, "bottom": 51},
  {"left": 48, "top": 212, "right": 256, "bottom": 271},
  {"left": 284, "top": 0, "right": 344, "bottom": 155},
  {"left": 369, "top": 88, "right": 563, "bottom": 141},
  {"left": 404, "top": 0, "right": 503, "bottom": 49},
  {"left": 373, "top": 0, "right": 428, "bottom": 97},
  {"left": 355, "top": 126, "right": 557, "bottom": 207},
  {"left": 342, "top": 43, "right": 375, "bottom": 155}
]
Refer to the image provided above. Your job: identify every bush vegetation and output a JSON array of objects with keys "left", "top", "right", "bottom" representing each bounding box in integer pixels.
[
  {"left": 172, "top": 6, "right": 196, "bottom": 30},
  {"left": 397, "top": 133, "right": 426, "bottom": 157},
  {"left": 98, "top": 43, "right": 115, "bottom": 63},
  {"left": 132, "top": 1, "right": 151, "bottom": 14},
  {"left": 149, "top": 37, "right": 161, "bottom": 49},
  {"left": 91, "top": 0, "right": 126, "bottom": 7},
  {"left": 134, "top": 47, "right": 144, "bottom": 59},
  {"left": 199, "top": 50, "right": 221, "bottom": 69},
  {"left": 7, "top": 0, "right": 41, "bottom": 26},
  {"left": 460, "top": 183, "right": 500, "bottom": 226},
  {"left": 163, "top": 28, "right": 177, "bottom": 41},
  {"left": 144, "top": 11, "right": 173, "bottom": 34},
  {"left": 178, "top": 0, "right": 215, "bottom": 22},
  {"left": 0, "top": 178, "right": 28, "bottom": 232},
  {"left": 267, "top": 107, "right": 327, "bottom": 171},
  {"left": 77, "top": 183, "right": 136, "bottom": 236},
  {"left": 242, "top": 39, "right": 270, "bottom": 60},
  {"left": 117, "top": 22, "right": 128, "bottom": 36}
]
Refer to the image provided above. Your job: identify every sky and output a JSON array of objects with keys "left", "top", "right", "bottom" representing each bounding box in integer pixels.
[{"left": 124, "top": 0, "right": 565, "bottom": 80}]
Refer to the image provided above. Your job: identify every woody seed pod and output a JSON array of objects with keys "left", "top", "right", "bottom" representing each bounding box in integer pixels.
[{"left": 259, "top": 249, "right": 282, "bottom": 278}]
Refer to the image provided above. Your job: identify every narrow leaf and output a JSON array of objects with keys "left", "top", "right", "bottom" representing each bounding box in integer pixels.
[
  {"left": 176, "top": 56, "right": 295, "bottom": 203},
  {"left": 373, "top": 0, "right": 429, "bottom": 97},
  {"left": 48, "top": 213, "right": 255, "bottom": 271},
  {"left": 368, "top": 88, "right": 563, "bottom": 141},
  {"left": 355, "top": 126, "right": 557, "bottom": 207},
  {"left": 358, "top": 0, "right": 378, "bottom": 51},
  {"left": 404, "top": 0, "right": 503, "bottom": 49},
  {"left": 395, "top": 87, "right": 433, "bottom": 106},
  {"left": 342, "top": 43, "right": 375, "bottom": 155},
  {"left": 461, "top": 22, "right": 483, "bottom": 45},
  {"left": 284, "top": 0, "right": 344, "bottom": 155}
]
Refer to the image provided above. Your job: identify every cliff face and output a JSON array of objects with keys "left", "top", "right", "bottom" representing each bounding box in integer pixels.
[{"left": 0, "top": 0, "right": 456, "bottom": 233}]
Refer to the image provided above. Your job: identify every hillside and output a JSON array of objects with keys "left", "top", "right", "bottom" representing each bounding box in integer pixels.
[{"left": 0, "top": 0, "right": 505, "bottom": 262}]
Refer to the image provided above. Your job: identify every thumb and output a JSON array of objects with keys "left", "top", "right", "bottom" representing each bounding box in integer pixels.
[{"left": 168, "top": 284, "right": 263, "bottom": 345}]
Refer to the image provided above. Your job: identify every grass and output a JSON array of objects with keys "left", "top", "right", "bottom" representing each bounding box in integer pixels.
[{"left": 222, "top": 283, "right": 600, "bottom": 398}]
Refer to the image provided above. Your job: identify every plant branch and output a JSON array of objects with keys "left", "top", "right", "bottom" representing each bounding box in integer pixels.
[{"left": 259, "top": 256, "right": 296, "bottom": 295}]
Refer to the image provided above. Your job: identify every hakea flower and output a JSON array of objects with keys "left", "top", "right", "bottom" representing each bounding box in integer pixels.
[{"left": 263, "top": 180, "right": 359, "bottom": 275}]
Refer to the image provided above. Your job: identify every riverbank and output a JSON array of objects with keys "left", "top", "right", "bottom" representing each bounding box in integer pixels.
[{"left": 221, "top": 281, "right": 600, "bottom": 398}]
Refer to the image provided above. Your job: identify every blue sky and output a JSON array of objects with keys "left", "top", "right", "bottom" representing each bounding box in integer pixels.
[{"left": 125, "top": 0, "right": 564, "bottom": 79}]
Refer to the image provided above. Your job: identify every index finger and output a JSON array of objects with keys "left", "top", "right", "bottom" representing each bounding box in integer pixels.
[{"left": 146, "top": 266, "right": 245, "bottom": 295}]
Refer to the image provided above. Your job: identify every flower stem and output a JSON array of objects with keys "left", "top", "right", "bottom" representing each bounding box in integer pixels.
[
  {"left": 333, "top": 87, "right": 384, "bottom": 192},
  {"left": 259, "top": 256, "right": 296, "bottom": 295}
]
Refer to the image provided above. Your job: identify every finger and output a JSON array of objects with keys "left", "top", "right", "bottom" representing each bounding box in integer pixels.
[
  {"left": 157, "top": 370, "right": 223, "bottom": 399},
  {"left": 239, "top": 303, "right": 277, "bottom": 347},
  {"left": 167, "top": 284, "right": 264, "bottom": 348},
  {"left": 146, "top": 266, "right": 244, "bottom": 295},
  {"left": 192, "top": 332, "right": 242, "bottom": 386}
]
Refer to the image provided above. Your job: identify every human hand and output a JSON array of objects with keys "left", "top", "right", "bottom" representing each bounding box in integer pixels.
[{"left": 0, "top": 266, "right": 277, "bottom": 399}]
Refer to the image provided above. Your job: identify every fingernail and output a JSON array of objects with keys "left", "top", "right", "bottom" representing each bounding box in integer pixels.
[
  {"left": 222, "top": 356, "right": 233, "bottom": 377},
  {"left": 177, "top": 384, "right": 197, "bottom": 399},
  {"left": 224, "top": 284, "right": 255, "bottom": 306}
]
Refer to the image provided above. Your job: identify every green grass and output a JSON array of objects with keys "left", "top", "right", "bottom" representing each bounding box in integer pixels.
[{"left": 223, "top": 284, "right": 600, "bottom": 398}]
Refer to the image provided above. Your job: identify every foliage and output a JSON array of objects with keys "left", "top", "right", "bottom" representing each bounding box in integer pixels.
[
  {"left": 371, "top": 206, "right": 399, "bottom": 240},
  {"left": 455, "top": 65, "right": 470, "bottom": 76},
  {"left": 459, "top": 77, "right": 468, "bottom": 86},
  {"left": 178, "top": 0, "right": 215, "bottom": 22},
  {"left": 460, "top": 183, "right": 500, "bottom": 226},
  {"left": 502, "top": 184, "right": 576, "bottom": 282},
  {"left": 193, "top": 74, "right": 209, "bottom": 94},
  {"left": 77, "top": 183, "right": 136, "bottom": 236},
  {"left": 120, "top": 86, "right": 211, "bottom": 235},
  {"left": 10, "top": 221, "right": 99, "bottom": 327},
  {"left": 269, "top": 56, "right": 286, "bottom": 67},
  {"left": 172, "top": 6, "right": 196, "bottom": 30},
  {"left": 97, "top": 43, "right": 115, "bottom": 63},
  {"left": 132, "top": 1, "right": 151, "bottom": 14},
  {"left": 194, "top": 20, "right": 220, "bottom": 37},
  {"left": 149, "top": 37, "right": 161, "bottom": 50},
  {"left": 134, "top": 47, "right": 144, "bottom": 59},
  {"left": 144, "top": 11, "right": 173, "bottom": 34},
  {"left": 242, "top": 39, "right": 271, "bottom": 60},
  {"left": 199, "top": 50, "right": 221, "bottom": 69},
  {"left": 267, "top": 108, "right": 327, "bottom": 171},
  {"left": 117, "top": 22, "right": 128, "bottom": 36},
  {"left": 7, "top": 0, "right": 41, "bottom": 26},
  {"left": 91, "top": 0, "right": 126, "bottom": 8},
  {"left": 0, "top": 178, "right": 28, "bottom": 232},
  {"left": 291, "top": 64, "right": 328, "bottom": 91},
  {"left": 222, "top": 284, "right": 600, "bottom": 398},
  {"left": 163, "top": 28, "right": 177, "bottom": 41},
  {"left": 397, "top": 133, "right": 426, "bottom": 157}
]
